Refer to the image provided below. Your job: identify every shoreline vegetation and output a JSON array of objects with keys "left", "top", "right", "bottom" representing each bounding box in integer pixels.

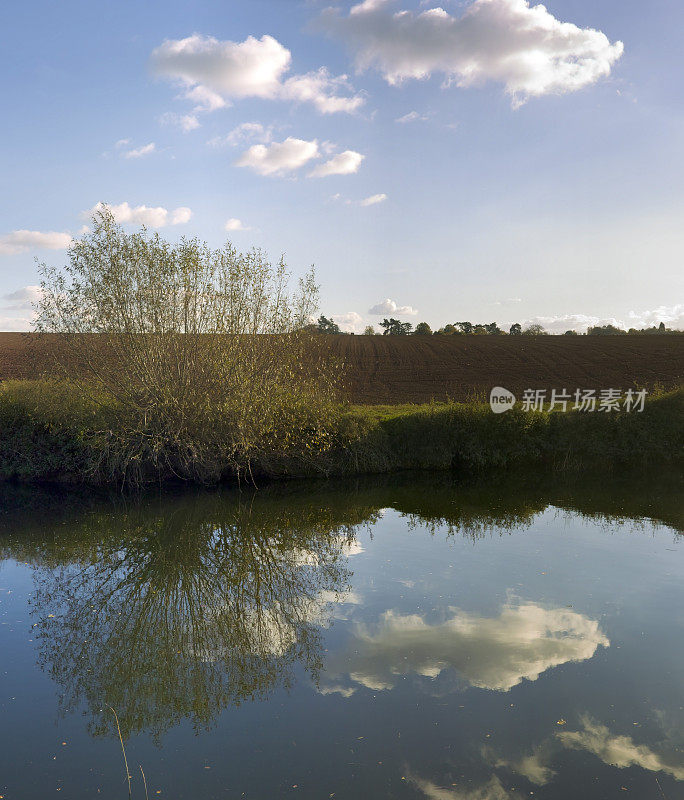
[
  {"left": 0, "top": 379, "right": 681, "bottom": 486},
  {"left": 1, "top": 210, "right": 681, "bottom": 487}
]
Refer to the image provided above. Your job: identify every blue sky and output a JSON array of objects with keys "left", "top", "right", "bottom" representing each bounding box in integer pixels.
[{"left": 1, "top": 0, "right": 682, "bottom": 332}]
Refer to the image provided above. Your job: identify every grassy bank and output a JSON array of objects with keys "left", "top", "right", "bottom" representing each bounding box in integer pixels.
[{"left": 0, "top": 380, "right": 682, "bottom": 485}]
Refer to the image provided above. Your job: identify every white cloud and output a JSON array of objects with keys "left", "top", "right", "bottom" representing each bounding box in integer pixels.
[
  {"left": 235, "top": 137, "right": 320, "bottom": 176},
  {"left": 184, "top": 83, "right": 227, "bottom": 111},
  {"left": 520, "top": 306, "right": 684, "bottom": 333},
  {"left": 151, "top": 33, "right": 363, "bottom": 115},
  {"left": 0, "top": 285, "right": 44, "bottom": 331},
  {"left": 224, "top": 218, "right": 250, "bottom": 232},
  {"left": 368, "top": 297, "right": 418, "bottom": 316},
  {"left": 350, "top": 0, "right": 394, "bottom": 15},
  {"left": 626, "top": 304, "right": 684, "bottom": 330},
  {"left": 122, "top": 142, "right": 156, "bottom": 159},
  {"left": 160, "top": 112, "right": 201, "bottom": 132},
  {"left": 2, "top": 285, "right": 43, "bottom": 310},
  {"left": 395, "top": 110, "right": 429, "bottom": 123},
  {"left": 332, "top": 311, "right": 365, "bottom": 333},
  {"left": 170, "top": 207, "right": 193, "bottom": 225},
  {"left": 320, "top": 0, "right": 624, "bottom": 106},
  {"left": 0, "top": 230, "right": 72, "bottom": 255},
  {"left": 308, "top": 149, "right": 364, "bottom": 178},
  {"left": 280, "top": 68, "right": 365, "bottom": 114},
  {"left": 320, "top": 601, "right": 608, "bottom": 695},
  {"left": 114, "top": 138, "right": 131, "bottom": 149},
  {"left": 208, "top": 122, "right": 273, "bottom": 148},
  {"left": 558, "top": 717, "right": 684, "bottom": 781},
  {"left": 360, "top": 192, "right": 387, "bottom": 206},
  {"left": 409, "top": 775, "right": 511, "bottom": 800},
  {"left": 84, "top": 202, "right": 192, "bottom": 228}
]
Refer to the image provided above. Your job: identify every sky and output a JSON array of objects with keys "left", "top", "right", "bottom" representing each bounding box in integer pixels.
[{"left": 1, "top": 0, "right": 683, "bottom": 333}]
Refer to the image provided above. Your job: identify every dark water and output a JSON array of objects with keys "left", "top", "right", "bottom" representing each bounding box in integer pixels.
[{"left": 0, "top": 471, "right": 682, "bottom": 800}]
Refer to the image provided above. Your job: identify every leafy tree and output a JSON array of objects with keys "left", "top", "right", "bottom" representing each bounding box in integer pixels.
[
  {"left": 659, "top": 322, "right": 666, "bottom": 332},
  {"left": 509, "top": 323, "right": 522, "bottom": 336},
  {"left": 414, "top": 322, "right": 433, "bottom": 335},
  {"left": 363, "top": 325, "right": 376, "bottom": 335},
  {"left": 484, "top": 322, "right": 503, "bottom": 335},
  {"left": 587, "top": 324, "right": 625, "bottom": 335},
  {"left": 36, "top": 206, "right": 340, "bottom": 484},
  {"left": 454, "top": 322, "right": 473, "bottom": 335},
  {"left": 564, "top": 330, "right": 579, "bottom": 336},
  {"left": 380, "top": 317, "right": 413, "bottom": 336},
  {"left": 316, "top": 315, "right": 341, "bottom": 334},
  {"left": 522, "top": 324, "right": 547, "bottom": 336}
]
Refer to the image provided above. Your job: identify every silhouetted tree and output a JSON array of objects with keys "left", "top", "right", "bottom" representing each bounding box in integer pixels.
[
  {"left": 316, "top": 315, "right": 341, "bottom": 334},
  {"left": 380, "top": 318, "right": 413, "bottom": 335},
  {"left": 414, "top": 322, "right": 433, "bottom": 335},
  {"left": 523, "top": 324, "right": 547, "bottom": 336},
  {"left": 509, "top": 323, "right": 522, "bottom": 336}
]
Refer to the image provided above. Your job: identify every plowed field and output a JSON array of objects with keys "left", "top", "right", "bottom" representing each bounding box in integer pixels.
[{"left": 1, "top": 332, "right": 682, "bottom": 405}]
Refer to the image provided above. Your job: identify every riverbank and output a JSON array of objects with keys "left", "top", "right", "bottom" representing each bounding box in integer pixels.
[{"left": 1, "top": 380, "right": 681, "bottom": 485}]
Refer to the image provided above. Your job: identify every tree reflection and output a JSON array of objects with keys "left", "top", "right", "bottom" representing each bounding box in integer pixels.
[{"left": 25, "top": 493, "right": 363, "bottom": 741}]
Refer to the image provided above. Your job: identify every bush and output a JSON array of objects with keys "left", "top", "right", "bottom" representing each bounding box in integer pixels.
[{"left": 31, "top": 208, "right": 342, "bottom": 484}]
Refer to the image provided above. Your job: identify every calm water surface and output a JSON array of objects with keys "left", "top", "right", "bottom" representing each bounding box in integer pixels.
[{"left": 0, "top": 472, "right": 682, "bottom": 799}]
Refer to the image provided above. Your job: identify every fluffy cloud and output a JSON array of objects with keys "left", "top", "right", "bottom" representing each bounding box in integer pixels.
[
  {"left": 368, "top": 297, "right": 418, "bottom": 316},
  {"left": 521, "top": 306, "right": 684, "bottom": 333},
  {"left": 320, "top": 601, "right": 608, "bottom": 695},
  {"left": 2, "top": 285, "right": 43, "bottom": 310},
  {"left": 0, "top": 230, "right": 72, "bottom": 255},
  {"left": 332, "top": 311, "right": 365, "bottom": 333},
  {"left": 409, "top": 775, "right": 511, "bottom": 800},
  {"left": 122, "top": 142, "right": 156, "bottom": 159},
  {"left": 558, "top": 717, "right": 684, "bottom": 781},
  {"left": 160, "top": 112, "right": 201, "bottom": 132},
  {"left": 308, "top": 149, "right": 364, "bottom": 177},
  {"left": 360, "top": 192, "right": 387, "bottom": 206},
  {"left": 83, "top": 202, "right": 192, "bottom": 228},
  {"left": 151, "top": 33, "right": 363, "bottom": 114},
  {"left": 224, "top": 218, "right": 250, "bottom": 232},
  {"left": 209, "top": 122, "right": 273, "bottom": 148},
  {"left": 0, "top": 285, "right": 44, "bottom": 330},
  {"left": 235, "top": 137, "right": 320, "bottom": 176},
  {"left": 320, "top": 0, "right": 624, "bottom": 106}
]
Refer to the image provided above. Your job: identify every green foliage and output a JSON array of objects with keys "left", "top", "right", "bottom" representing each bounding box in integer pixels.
[
  {"left": 509, "top": 323, "right": 522, "bottom": 335},
  {"left": 380, "top": 317, "right": 413, "bottom": 335},
  {"left": 588, "top": 324, "right": 626, "bottom": 335},
  {"left": 523, "top": 323, "right": 547, "bottom": 336},
  {"left": 316, "top": 315, "right": 341, "bottom": 334},
  {"left": 414, "top": 322, "right": 433, "bottom": 335},
  {"left": 363, "top": 325, "right": 376, "bottom": 335},
  {"left": 0, "top": 384, "right": 681, "bottom": 483},
  {"left": 31, "top": 208, "right": 342, "bottom": 484}
]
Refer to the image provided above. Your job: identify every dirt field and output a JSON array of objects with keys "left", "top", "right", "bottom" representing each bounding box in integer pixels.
[{"left": 1, "top": 332, "right": 682, "bottom": 405}]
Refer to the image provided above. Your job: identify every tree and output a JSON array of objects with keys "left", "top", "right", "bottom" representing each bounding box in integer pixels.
[
  {"left": 316, "top": 315, "right": 341, "bottom": 334},
  {"left": 414, "top": 322, "right": 433, "bottom": 335},
  {"left": 380, "top": 317, "right": 413, "bottom": 335},
  {"left": 454, "top": 322, "right": 473, "bottom": 335},
  {"left": 363, "top": 325, "right": 376, "bottom": 335},
  {"left": 564, "top": 330, "right": 579, "bottom": 336},
  {"left": 659, "top": 322, "right": 666, "bottom": 333},
  {"left": 509, "top": 323, "right": 522, "bottom": 336},
  {"left": 522, "top": 324, "right": 547, "bottom": 336},
  {"left": 36, "top": 206, "right": 341, "bottom": 484},
  {"left": 484, "top": 322, "right": 503, "bottom": 335},
  {"left": 587, "top": 324, "right": 625, "bottom": 335}
]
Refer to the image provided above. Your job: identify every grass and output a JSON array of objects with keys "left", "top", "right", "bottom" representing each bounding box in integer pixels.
[{"left": 0, "top": 379, "right": 681, "bottom": 485}]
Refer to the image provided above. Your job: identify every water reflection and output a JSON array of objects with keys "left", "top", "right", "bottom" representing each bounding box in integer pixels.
[
  {"left": 321, "top": 600, "right": 609, "bottom": 695},
  {"left": 19, "top": 493, "right": 364, "bottom": 740},
  {"left": 0, "top": 469, "right": 682, "bottom": 799}
]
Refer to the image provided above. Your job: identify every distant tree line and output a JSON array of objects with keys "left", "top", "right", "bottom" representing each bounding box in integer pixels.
[{"left": 311, "top": 315, "right": 681, "bottom": 337}]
